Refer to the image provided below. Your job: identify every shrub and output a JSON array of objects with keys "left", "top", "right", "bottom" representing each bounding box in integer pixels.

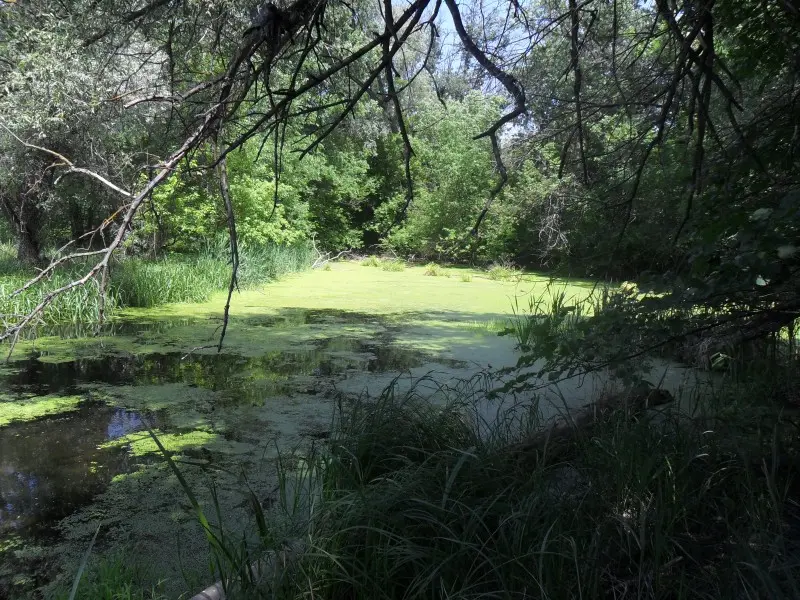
[
  {"left": 360, "top": 256, "right": 381, "bottom": 268},
  {"left": 423, "top": 262, "right": 449, "bottom": 277},
  {"left": 380, "top": 259, "right": 405, "bottom": 272}
]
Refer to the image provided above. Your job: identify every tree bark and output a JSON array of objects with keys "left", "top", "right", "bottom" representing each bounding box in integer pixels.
[
  {"left": 16, "top": 227, "right": 42, "bottom": 265},
  {"left": 0, "top": 193, "right": 43, "bottom": 265}
]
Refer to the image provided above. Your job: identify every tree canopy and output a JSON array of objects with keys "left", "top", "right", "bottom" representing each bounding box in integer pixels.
[{"left": 0, "top": 0, "right": 798, "bottom": 363}]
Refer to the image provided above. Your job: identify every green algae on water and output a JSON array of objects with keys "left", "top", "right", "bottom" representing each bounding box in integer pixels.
[
  {"left": 100, "top": 429, "right": 217, "bottom": 456},
  {"left": 0, "top": 260, "right": 604, "bottom": 598},
  {"left": 0, "top": 394, "right": 82, "bottom": 427}
]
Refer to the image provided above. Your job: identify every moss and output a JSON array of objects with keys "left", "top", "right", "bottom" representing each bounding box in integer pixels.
[{"left": 0, "top": 395, "right": 82, "bottom": 427}]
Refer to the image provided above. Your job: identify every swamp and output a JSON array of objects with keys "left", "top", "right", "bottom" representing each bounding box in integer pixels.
[
  {"left": 1, "top": 262, "right": 658, "bottom": 596},
  {"left": 2, "top": 0, "right": 800, "bottom": 598}
]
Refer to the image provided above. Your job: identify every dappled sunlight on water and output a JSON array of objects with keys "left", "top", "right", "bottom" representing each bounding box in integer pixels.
[
  {"left": 1, "top": 263, "right": 679, "bottom": 596},
  {"left": 0, "top": 309, "right": 476, "bottom": 551}
]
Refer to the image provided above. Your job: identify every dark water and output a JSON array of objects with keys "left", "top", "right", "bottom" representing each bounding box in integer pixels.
[
  {"left": 0, "top": 404, "right": 144, "bottom": 540},
  {"left": 0, "top": 315, "right": 463, "bottom": 547}
]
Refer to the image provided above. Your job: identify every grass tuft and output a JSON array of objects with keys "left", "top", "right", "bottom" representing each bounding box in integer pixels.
[
  {"left": 423, "top": 262, "right": 449, "bottom": 277},
  {"left": 487, "top": 261, "right": 519, "bottom": 280},
  {"left": 360, "top": 256, "right": 381, "bottom": 268},
  {"left": 503, "top": 283, "right": 587, "bottom": 351},
  {"left": 380, "top": 259, "right": 405, "bottom": 272},
  {"left": 459, "top": 272, "right": 472, "bottom": 282}
]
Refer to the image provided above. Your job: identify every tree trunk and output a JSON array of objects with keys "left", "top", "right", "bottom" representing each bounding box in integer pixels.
[
  {"left": 1, "top": 193, "right": 44, "bottom": 265},
  {"left": 17, "top": 198, "right": 43, "bottom": 265},
  {"left": 16, "top": 228, "right": 42, "bottom": 265}
]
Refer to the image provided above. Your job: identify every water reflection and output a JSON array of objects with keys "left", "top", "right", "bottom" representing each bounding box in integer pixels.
[
  {"left": 6, "top": 337, "right": 462, "bottom": 397},
  {"left": 0, "top": 405, "right": 143, "bottom": 538},
  {"left": 0, "top": 314, "right": 465, "bottom": 549},
  {"left": 106, "top": 409, "right": 146, "bottom": 440}
]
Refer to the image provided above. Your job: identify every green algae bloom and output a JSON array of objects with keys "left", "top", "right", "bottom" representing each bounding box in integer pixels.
[
  {"left": 0, "top": 395, "right": 83, "bottom": 427},
  {"left": 100, "top": 429, "right": 217, "bottom": 456}
]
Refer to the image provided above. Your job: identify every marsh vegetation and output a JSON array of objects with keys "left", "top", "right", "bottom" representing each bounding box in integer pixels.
[{"left": 2, "top": 0, "right": 800, "bottom": 598}]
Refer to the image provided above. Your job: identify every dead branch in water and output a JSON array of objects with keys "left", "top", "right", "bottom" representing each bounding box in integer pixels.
[{"left": 507, "top": 385, "right": 675, "bottom": 466}]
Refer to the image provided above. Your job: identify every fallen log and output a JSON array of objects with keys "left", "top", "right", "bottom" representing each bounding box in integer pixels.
[{"left": 507, "top": 384, "right": 675, "bottom": 465}]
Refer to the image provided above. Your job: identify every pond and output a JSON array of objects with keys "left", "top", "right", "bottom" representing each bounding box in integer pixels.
[{"left": 0, "top": 263, "right": 700, "bottom": 598}]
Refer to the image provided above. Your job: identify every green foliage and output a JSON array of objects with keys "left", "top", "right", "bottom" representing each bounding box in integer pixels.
[
  {"left": 459, "top": 272, "right": 472, "bottom": 282},
  {"left": 226, "top": 140, "right": 315, "bottom": 247},
  {"left": 383, "top": 93, "right": 502, "bottom": 260},
  {"left": 131, "top": 161, "right": 217, "bottom": 255},
  {"left": 422, "top": 262, "right": 448, "bottom": 277},
  {"left": 502, "top": 282, "right": 665, "bottom": 390},
  {"left": 360, "top": 256, "right": 381, "bottom": 267},
  {"left": 306, "top": 146, "right": 375, "bottom": 252},
  {"left": 380, "top": 259, "right": 405, "bottom": 272}
]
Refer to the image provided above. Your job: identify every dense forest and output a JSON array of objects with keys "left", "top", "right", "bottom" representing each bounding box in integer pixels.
[{"left": 2, "top": 0, "right": 800, "bottom": 598}]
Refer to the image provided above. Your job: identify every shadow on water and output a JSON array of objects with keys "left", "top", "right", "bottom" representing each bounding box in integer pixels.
[
  {"left": 0, "top": 403, "right": 150, "bottom": 540},
  {"left": 6, "top": 338, "right": 462, "bottom": 397},
  {"left": 0, "top": 308, "right": 473, "bottom": 560}
]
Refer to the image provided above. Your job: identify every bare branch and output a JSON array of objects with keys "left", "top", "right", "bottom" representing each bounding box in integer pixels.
[
  {"left": 214, "top": 142, "right": 239, "bottom": 353},
  {"left": 568, "top": 0, "right": 589, "bottom": 184},
  {"left": 443, "top": 0, "right": 526, "bottom": 233},
  {"left": 0, "top": 123, "right": 133, "bottom": 198}
]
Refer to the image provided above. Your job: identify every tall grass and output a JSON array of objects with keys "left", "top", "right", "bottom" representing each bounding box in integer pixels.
[
  {"left": 111, "top": 244, "right": 312, "bottom": 308},
  {"left": 183, "top": 372, "right": 800, "bottom": 600},
  {"left": 110, "top": 254, "right": 230, "bottom": 308},
  {"left": 487, "top": 261, "right": 520, "bottom": 281},
  {"left": 54, "top": 553, "right": 167, "bottom": 600},
  {"left": 0, "top": 242, "right": 312, "bottom": 323},
  {"left": 504, "top": 283, "right": 589, "bottom": 351}
]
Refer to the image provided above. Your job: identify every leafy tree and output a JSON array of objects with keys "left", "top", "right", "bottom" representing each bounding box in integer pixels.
[
  {"left": 0, "top": 2, "right": 160, "bottom": 262},
  {"left": 383, "top": 92, "right": 501, "bottom": 260}
]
